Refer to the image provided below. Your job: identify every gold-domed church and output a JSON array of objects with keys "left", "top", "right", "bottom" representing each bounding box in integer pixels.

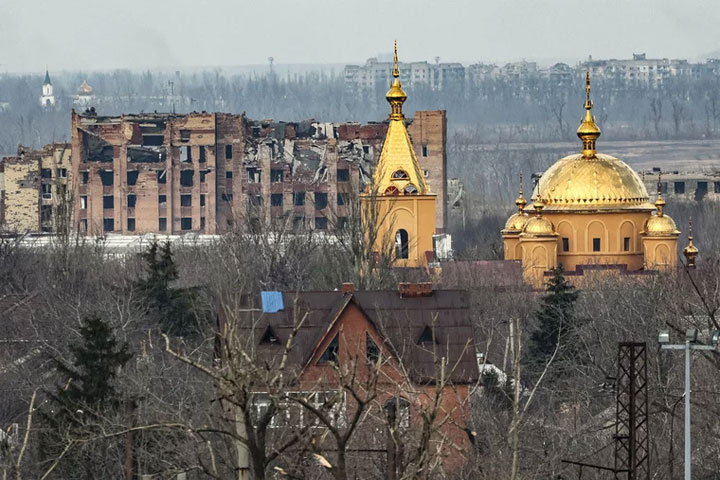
[
  {"left": 502, "top": 73, "right": 687, "bottom": 286},
  {"left": 362, "top": 41, "right": 436, "bottom": 267}
]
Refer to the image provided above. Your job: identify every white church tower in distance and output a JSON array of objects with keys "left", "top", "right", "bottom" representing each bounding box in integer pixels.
[{"left": 40, "top": 69, "right": 55, "bottom": 108}]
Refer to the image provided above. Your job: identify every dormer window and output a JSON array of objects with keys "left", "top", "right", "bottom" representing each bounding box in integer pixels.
[
  {"left": 384, "top": 186, "right": 400, "bottom": 195},
  {"left": 417, "top": 326, "right": 436, "bottom": 345},
  {"left": 403, "top": 184, "right": 418, "bottom": 195},
  {"left": 260, "top": 325, "right": 280, "bottom": 345},
  {"left": 391, "top": 170, "right": 409, "bottom": 180},
  {"left": 318, "top": 334, "right": 339, "bottom": 364}
]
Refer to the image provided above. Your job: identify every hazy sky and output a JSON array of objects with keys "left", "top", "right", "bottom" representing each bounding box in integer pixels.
[{"left": 1, "top": 0, "right": 719, "bottom": 73}]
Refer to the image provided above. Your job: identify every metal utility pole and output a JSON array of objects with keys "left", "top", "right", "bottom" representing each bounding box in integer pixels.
[{"left": 659, "top": 328, "right": 719, "bottom": 480}]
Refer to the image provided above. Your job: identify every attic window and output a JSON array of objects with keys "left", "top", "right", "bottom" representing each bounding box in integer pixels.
[
  {"left": 318, "top": 335, "right": 339, "bottom": 364},
  {"left": 260, "top": 326, "right": 280, "bottom": 345},
  {"left": 417, "top": 326, "right": 436, "bottom": 345},
  {"left": 384, "top": 186, "right": 400, "bottom": 195},
  {"left": 404, "top": 184, "right": 418, "bottom": 195},
  {"left": 366, "top": 333, "right": 380, "bottom": 363},
  {"left": 391, "top": 170, "right": 409, "bottom": 180}
]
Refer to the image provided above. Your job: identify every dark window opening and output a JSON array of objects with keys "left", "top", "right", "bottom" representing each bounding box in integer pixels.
[
  {"left": 592, "top": 238, "right": 601, "bottom": 252},
  {"left": 248, "top": 168, "right": 261, "bottom": 184},
  {"left": 366, "top": 333, "right": 381, "bottom": 363},
  {"left": 422, "top": 144, "right": 428, "bottom": 157},
  {"left": 200, "top": 170, "right": 207, "bottom": 183},
  {"left": 362, "top": 145, "right": 370, "bottom": 155},
  {"left": 293, "top": 216, "right": 305, "bottom": 230},
  {"left": 159, "top": 218, "right": 167, "bottom": 231},
  {"left": 127, "top": 194, "right": 136, "bottom": 208},
  {"left": 59, "top": 168, "right": 67, "bottom": 178},
  {"left": 157, "top": 169, "right": 167, "bottom": 184},
  {"left": 80, "top": 195, "right": 87, "bottom": 209},
  {"left": 714, "top": 181, "right": 720, "bottom": 193},
  {"left": 337, "top": 216, "right": 348, "bottom": 230},
  {"left": 318, "top": 335, "right": 339, "bottom": 364},
  {"left": 103, "top": 195, "right": 114, "bottom": 209},
  {"left": 180, "top": 129, "right": 190, "bottom": 142},
  {"left": 41, "top": 183, "right": 52, "bottom": 199},
  {"left": 337, "top": 193, "right": 348, "bottom": 206},
  {"left": 128, "top": 146, "right": 166, "bottom": 163},
  {"left": 181, "top": 217, "right": 192, "bottom": 230},
  {"left": 80, "top": 219, "right": 88, "bottom": 232},
  {"left": 417, "top": 326, "right": 436, "bottom": 345},
  {"left": 127, "top": 218, "right": 135, "bottom": 232},
  {"left": 271, "top": 169, "right": 284, "bottom": 183},
  {"left": 180, "top": 170, "right": 194, "bottom": 187},
  {"left": 337, "top": 168, "right": 350, "bottom": 182},
  {"left": 200, "top": 194, "right": 206, "bottom": 207},
  {"left": 225, "top": 144, "right": 233, "bottom": 159},
  {"left": 315, "top": 216, "right": 328, "bottom": 230},
  {"left": 271, "top": 194, "right": 283, "bottom": 207},
  {"left": 248, "top": 194, "right": 261, "bottom": 206},
  {"left": 293, "top": 192, "right": 305, "bottom": 206},
  {"left": 260, "top": 326, "right": 280, "bottom": 345},
  {"left": 314, "top": 192, "right": 328, "bottom": 209},
  {"left": 395, "top": 229, "right": 409, "bottom": 259},
  {"left": 100, "top": 170, "right": 114, "bottom": 186},
  {"left": 623, "top": 237, "right": 631, "bottom": 251},
  {"left": 180, "top": 194, "right": 192, "bottom": 207},
  {"left": 103, "top": 218, "right": 114, "bottom": 232},
  {"left": 41, "top": 168, "right": 52, "bottom": 178},
  {"left": 695, "top": 181, "right": 708, "bottom": 201},
  {"left": 127, "top": 170, "right": 139, "bottom": 185},
  {"left": 562, "top": 237, "right": 570, "bottom": 252},
  {"left": 84, "top": 133, "right": 114, "bottom": 162},
  {"left": 226, "top": 170, "right": 233, "bottom": 179},
  {"left": 224, "top": 193, "right": 235, "bottom": 203},
  {"left": 391, "top": 170, "right": 409, "bottom": 180},
  {"left": 385, "top": 397, "right": 410, "bottom": 429},
  {"left": 81, "top": 171, "right": 89, "bottom": 184},
  {"left": 181, "top": 146, "right": 192, "bottom": 163},
  {"left": 200, "top": 217, "right": 206, "bottom": 230},
  {"left": 674, "top": 181, "right": 685, "bottom": 194},
  {"left": 142, "top": 134, "right": 164, "bottom": 146},
  {"left": 159, "top": 194, "right": 167, "bottom": 206},
  {"left": 199, "top": 146, "right": 206, "bottom": 163},
  {"left": 404, "top": 184, "right": 418, "bottom": 195},
  {"left": 40, "top": 205, "right": 52, "bottom": 231}
]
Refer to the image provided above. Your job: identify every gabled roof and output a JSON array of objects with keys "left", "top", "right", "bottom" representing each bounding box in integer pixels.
[{"left": 235, "top": 288, "right": 478, "bottom": 384}]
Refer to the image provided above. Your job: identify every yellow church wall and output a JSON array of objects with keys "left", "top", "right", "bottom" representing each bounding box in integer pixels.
[
  {"left": 642, "top": 237, "right": 678, "bottom": 270},
  {"left": 541, "top": 211, "right": 650, "bottom": 272},
  {"left": 502, "top": 235, "right": 520, "bottom": 261},
  {"left": 519, "top": 237, "right": 558, "bottom": 286}
]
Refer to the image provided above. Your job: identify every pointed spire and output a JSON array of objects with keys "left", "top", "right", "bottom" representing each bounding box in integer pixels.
[
  {"left": 577, "top": 71, "right": 601, "bottom": 158},
  {"left": 44, "top": 69, "right": 52, "bottom": 86},
  {"left": 655, "top": 173, "right": 666, "bottom": 216},
  {"left": 683, "top": 217, "right": 699, "bottom": 268},
  {"left": 386, "top": 40, "right": 407, "bottom": 120},
  {"left": 515, "top": 173, "right": 527, "bottom": 212}
]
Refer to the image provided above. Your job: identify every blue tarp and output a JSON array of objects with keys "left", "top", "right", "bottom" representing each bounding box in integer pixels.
[{"left": 261, "top": 291, "right": 284, "bottom": 313}]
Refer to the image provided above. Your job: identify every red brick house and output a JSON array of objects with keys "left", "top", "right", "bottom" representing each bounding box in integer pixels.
[{"left": 233, "top": 283, "right": 478, "bottom": 478}]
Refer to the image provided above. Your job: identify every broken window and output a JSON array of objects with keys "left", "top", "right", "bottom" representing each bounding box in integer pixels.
[
  {"left": 81, "top": 171, "right": 89, "bottom": 184},
  {"left": 223, "top": 193, "right": 234, "bottom": 203},
  {"left": 315, "top": 216, "right": 328, "bottom": 230},
  {"left": 260, "top": 326, "right": 280, "bottom": 345},
  {"left": 103, "top": 218, "right": 114, "bottom": 232},
  {"left": 674, "top": 181, "right": 685, "bottom": 194},
  {"left": 695, "top": 181, "right": 708, "bottom": 201},
  {"left": 181, "top": 217, "right": 192, "bottom": 230},
  {"left": 252, "top": 125, "right": 261, "bottom": 138},
  {"left": 157, "top": 169, "right": 167, "bottom": 184},
  {"left": 100, "top": 170, "right": 114, "bottom": 186},
  {"left": 181, "top": 146, "right": 192, "bottom": 163},
  {"left": 143, "top": 135, "right": 164, "bottom": 146},
  {"left": 385, "top": 397, "right": 410, "bottom": 429},
  {"left": 103, "top": 195, "right": 114, "bottom": 209},
  {"left": 127, "top": 218, "right": 136, "bottom": 232},
  {"left": 248, "top": 194, "right": 261, "bottom": 206},
  {"left": 80, "top": 195, "right": 87, "bottom": 209},
  {"left": 314, "top": 192, "right": 328, "bottom": 209},
  {"left": 225, "top": 144, "right": 233, "bottom": 159},
  {"left": 60, "top": 168, "right": 68, "bottom": 178},
  {"left": 271, "top": 194, "right": 283, "bottom": 207},
  {"left": 200, "top": 170, "right": 207, "bottom": 183},
  {"left": 366, "top": 333, "right": 381, "bottom": 364},
  {"left": 159, "top": 195, "right": 167, "bottom": 207},
  {"left": 180, "top": 129, "right": 190, "bottom": 142},
  {"left": 293, "top": 216, "right": 305, "bottom": 230},
  {"left": 180, "top": 194, "right": 192, "bottom": 207},
  {"left": 226, "top": 170, "right": 233, "bottom": 179},
  {"left": 84, "top": 132, "right": 114, "bottom": 162},
  {"left": 271, "top": 169, "right": 284, "bottom": 183},
  {"left": 199, "top": 146, "right": 206, "bottom": 163},
  {"left": 293, "top": 192, "right": 305, "bottom": 206},
  {"left": 127, "top": 194, "right": 136, "bottom": 208},
  {"left": 80, "top": 219, "right": 88, "bottom": 232},
  {"left": 715, "top": 181, "right": 720, "bottom": 193},
  {"left": 417, "top": 326, "right": 436, "bottom": 345},
  {"left": 41, "top": 183, "right": 52, "bottom": 200},
  {"left": 128, "top": 146, "right": 165, "bottom": 163},
  {"left": 200, "top": 217, "right": 206, "bottom": 230},
  {"left": 362, "top": 145, "right": 370, "bottom": 155},
  {"left": 159, "top": 218, "right": 167, "bottom": 231},
  {"left": 127, "top": 170, "right": 139, "bottom": 185},
  {"left": 41, "top": 168, "right": 52, "bottom": 178},
  {"left": 337, "top": 169, "right": 350, "bottom": 182},
  {"left": 318, "top": 335, "right": 339, "bottom": 364},
  {"left": 41, "top": 205, "right": 52, "bottom": 231},
  {"left": 337, "top": 193, "right": 348, "bottom": 206},
  {"left": 248, "top": 168, "right": 261, "bottom": 184},
  {"left": 200, "top": 194, "right": 206, "bottom": 207},
  {"left": 180, "top": 170, "right": 194, "bottom": 187}
]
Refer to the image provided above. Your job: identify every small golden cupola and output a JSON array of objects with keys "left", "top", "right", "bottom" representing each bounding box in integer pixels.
[
  {"left": 521, "top": 197, "right": 555, "bottom": 237},
  {"left": 644, "top": 175, "right": 680, "bottom": 236},
  {"left": 683, "top": 217, "right": 699, "bottom": 268},
  {"left": 370, "top": 40, "right": 429, "bottom": 197},
  {"left": 577, "top": 71, "right": 601, "bottom": 158},
  {"left": 503, "top": 174, "right": 530, "bottom": 233}
]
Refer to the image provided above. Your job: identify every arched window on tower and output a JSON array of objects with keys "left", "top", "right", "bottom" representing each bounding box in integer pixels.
[
  {"left": 395, "top": 229, "right": 409, "bottom": 259},
  {"left": 403, "top": 184, "right": 418, "bottom": 195},
  {"left": 384, "top": 185, "right": 400, "bottom": 195},
  {"left": 391, "top": 170, "right": 409, "bottom": 180}
]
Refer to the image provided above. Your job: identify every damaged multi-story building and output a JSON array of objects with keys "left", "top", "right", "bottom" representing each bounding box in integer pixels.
[
  {"left": 71, "top": 108, "right": 447, "bottom": 235},
  {"left": 0, "top": 143, "right": 72, "bottom": 232}
]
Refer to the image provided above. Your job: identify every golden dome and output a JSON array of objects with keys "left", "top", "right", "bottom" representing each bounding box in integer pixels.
[
  {"left": 683, "top": 218, "right": 699, "bottom": 267},
  {"left": 644, "top": 214, "right": 679, "bottom": 236},
  {"left": 521, "top": 201, "right": 555, "bottom": 236},
  {"left": 504, "top": 212, "right": 529, "bottom": 232}
]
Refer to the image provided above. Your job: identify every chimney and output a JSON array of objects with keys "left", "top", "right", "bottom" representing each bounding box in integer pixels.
[
  {"left": 398, "top": 282, "right": 433, "bottom": 297},
  {"left": 341, "top": 282, "right": 355, "bottom": 295}
]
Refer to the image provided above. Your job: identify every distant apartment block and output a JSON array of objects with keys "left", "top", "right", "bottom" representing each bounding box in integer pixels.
[
  {"left": 344, "top": 58, "right": 464, "bottom": 92},
  {"left": 0, "top": 143, "right": 71, "bottom": 232},
  {"left": 70, "top": 109, "right": 447, "bottom": 236},
  {"left": 641, "top": 168, "right": 720, "bottom": 202}
]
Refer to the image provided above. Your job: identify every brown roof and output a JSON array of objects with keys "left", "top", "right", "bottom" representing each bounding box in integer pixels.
[{"left": 234, "top": 288, "right": 478, "bottom": 385}]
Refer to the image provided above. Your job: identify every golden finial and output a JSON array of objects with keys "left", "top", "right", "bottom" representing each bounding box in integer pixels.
[
  {"left": 655, "top": 173, "right": 666, "bottom": 216},
  {"left": 532, "top": 193, "right": 544, "bottom": 217},
  {"left": 515, "top": 173, "right": 527, "bottom": 212},
  {"left": 683, "top": 216, "right": 699, "bottom": 268},
  {"left": 577, "top": 71, "right": 601, "bottom": 158},
  {"left": 386, "top": 40, "right": 407, "bottom": 120}
]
